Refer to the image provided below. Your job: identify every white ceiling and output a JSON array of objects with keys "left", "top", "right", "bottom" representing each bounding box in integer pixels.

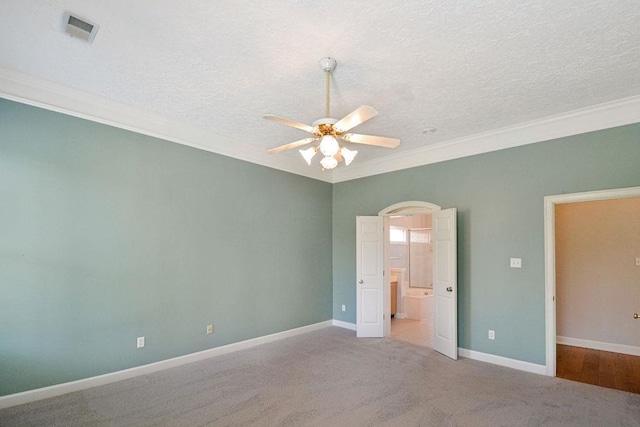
[{"left": 1, "top": 1, "right": 640, "bottom": 182}]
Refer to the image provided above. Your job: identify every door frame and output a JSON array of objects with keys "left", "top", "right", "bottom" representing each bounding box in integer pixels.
[
  {"left": 543, "top": 186, "right": 640, "bottom": 376},
  {"left": 378, "top": 201, "right": 442, "bottom": 337}
]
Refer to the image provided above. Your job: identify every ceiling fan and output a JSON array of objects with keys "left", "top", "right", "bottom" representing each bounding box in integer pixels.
[{"left": 265, "top": 57, "right": 400, "bottom": 170}]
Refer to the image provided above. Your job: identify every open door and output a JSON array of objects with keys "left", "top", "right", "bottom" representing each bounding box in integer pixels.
[
  {"left": 356, "top": 216, "right": 384, "bottom": 337},
  {"left": 432, "top": 208, "right": 458, "bottom": 359}
]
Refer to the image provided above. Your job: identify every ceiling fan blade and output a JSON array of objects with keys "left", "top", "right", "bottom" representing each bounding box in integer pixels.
[
  {"left": 267, "top": 137, "right": 317, "bottom": 154},
  {"left": 342, "top": 133, "right": 401, "bottom": 148},
  {"left": 264, "top": 114, "right": 317, "bottom": 134},
  {"left": 333, "top": 105, "right": 378, "bottom": 133}
]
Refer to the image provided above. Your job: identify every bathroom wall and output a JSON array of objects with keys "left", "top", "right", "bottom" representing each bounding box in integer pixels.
[{"left": 555, "top": 197, "right": 640, "bottom": 350}]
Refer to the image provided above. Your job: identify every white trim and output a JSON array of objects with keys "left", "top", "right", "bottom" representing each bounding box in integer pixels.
[
  {"left": 332, "top": 319, "right": 357, "bottom": 331},
  {"left": 544, "top": 186, "right": 640, "bottom": 377},
  {"left": 544, "top": 196, "right": 557, "bottom": 377},
  {"left": 0, "top": 320, "right": 333, "bottom": 410},
  {"left": 378, "top": 201, "right": 441, "bottom": 216},
  {"left": 458, "top": 348, "right": 546, "bottom": 376},
  {"left": 2, "top": 67, "right": 640, "bottom": 184},
  {"left": 557, "top": 336, "right": 640, "bottom": 357}
]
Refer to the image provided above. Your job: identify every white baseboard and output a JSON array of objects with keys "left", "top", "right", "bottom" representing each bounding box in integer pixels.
[
  {"left": 458, "top": 348, "right": 547, "bottom": 376},
  {"left": 332, "top": 319, "right": 357, "bottom": 331},
  {"left": 394, "top": 312, "right": 407, "bottom": 319},
  {"left": 0, "top": 320, "right": 554, "bottom": 410},
  {"left": 557, "top": 336, "right": 640, "bottom": 357},
  {"left": 0, "top": 320, "right": 333, "bottom": 410}
]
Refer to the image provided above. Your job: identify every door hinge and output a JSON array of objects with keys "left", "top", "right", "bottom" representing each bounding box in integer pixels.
[{"left": 383, "top": 314, "right": 385, "bottom": 320}]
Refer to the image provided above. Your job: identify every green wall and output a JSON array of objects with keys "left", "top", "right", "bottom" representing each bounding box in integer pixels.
[
  {"left": 332, "top": 123, "right": 640, "bottom": 365},
  {"left": 0, "top": 99, "right": 333, "bottom": 396}
]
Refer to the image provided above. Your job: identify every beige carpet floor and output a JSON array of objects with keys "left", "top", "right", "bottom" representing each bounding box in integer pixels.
[{"left": 1, "top": 327, "right": 639, "bottom": 426}]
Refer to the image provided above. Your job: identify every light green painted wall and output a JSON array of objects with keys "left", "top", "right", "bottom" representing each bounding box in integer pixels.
[
  {"left": 0, "top": 99, "right": 333, "bottom": 396},
  {"left": 332, "top": 123, "right": 640, "bottom": 365}
]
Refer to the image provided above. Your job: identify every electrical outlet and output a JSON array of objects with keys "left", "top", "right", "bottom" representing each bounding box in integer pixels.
[
  {"left": 488, "top": 330, "right": 495, "bottom": 340},
  {"left": 341, "top": 304, "right": 346, "bottom": 312},
  {"left": 137, "top": 336, "right": 145, "bottom": 348},
  {"left": 206, "top": 324, "right": 214, "bottom": 335},
  {"left": 635, "top": 257, "right": 640, "bottom": 267},
  {"left": 510, "top": 258, "right": 522, "bottom": 268}
]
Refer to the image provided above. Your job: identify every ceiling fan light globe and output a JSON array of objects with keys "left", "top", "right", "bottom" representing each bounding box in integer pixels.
[
  {"left": 340, "top": 147, "right": 358, "bottom": 166},
  {"left": 299, "top": 146, "right": 317, "bottom": 165},
  {"left": 319, "top": 135, "right": 340, "bottom": 157},
  {"left": 320, "top": 156, "right": 338, "bottom": 170}
]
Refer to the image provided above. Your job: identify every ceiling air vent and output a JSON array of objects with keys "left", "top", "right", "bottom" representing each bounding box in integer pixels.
[{"left": 63, "top": 10, "right": 99, "bottom": 43}]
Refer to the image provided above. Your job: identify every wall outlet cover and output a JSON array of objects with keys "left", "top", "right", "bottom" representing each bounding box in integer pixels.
[
  {"left": 206, "top": 324, "right": 213, "bottom": 335},
  {"left": 510, "top": 258, "right": 522, "bottom": 268},
  {"left": 136, "top": 336, "right": 145, "bottom": 348}
]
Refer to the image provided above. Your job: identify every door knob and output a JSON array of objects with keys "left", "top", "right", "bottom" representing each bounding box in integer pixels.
[
  {"left": 358, "top": 279, "right": 364, "bottom": 284},
  {"left": 634, "top": 313, "right": 639, "bottom": 319},
  {"left": 446, "top": 287, "right": 453, "bottom": 292}
]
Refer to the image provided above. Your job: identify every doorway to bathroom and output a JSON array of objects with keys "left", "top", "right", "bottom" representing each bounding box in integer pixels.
[
  {"left": 388, "top": 214, "right": 434, "bottom": 348},
  {"left": 355, "top": 200, "right": 458, "bottom": 359}
]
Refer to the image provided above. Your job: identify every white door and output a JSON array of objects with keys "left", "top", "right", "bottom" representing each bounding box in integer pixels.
[
  {"left": 432, "top": 208, "right": 458, "bottom": 359},
  {"left": 356, "top": 216, "right": 384, "bottom": 337}
]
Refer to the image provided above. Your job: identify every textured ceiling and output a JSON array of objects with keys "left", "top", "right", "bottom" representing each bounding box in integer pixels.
[{"left": 1, "top": 1, "right": 640, "bottom": 179}]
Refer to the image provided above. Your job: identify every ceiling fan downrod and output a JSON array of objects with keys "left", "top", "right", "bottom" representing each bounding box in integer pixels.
[{"left": 319, "top": 57, "right": 337, "bottom": 118}]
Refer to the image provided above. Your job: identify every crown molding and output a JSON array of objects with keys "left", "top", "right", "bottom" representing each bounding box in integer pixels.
[
  {"left": 332, "top": 95, "right": 640, "bottom": 183},
  {"left": 2, "top": 66, "right": 639, "bottom": 185},
  {"left": 0, "top": 67, "right": 332, "bottom": 183}
]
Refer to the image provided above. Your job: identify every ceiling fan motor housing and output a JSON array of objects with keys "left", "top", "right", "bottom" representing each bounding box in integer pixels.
[{"left": 312, "top": 118, "right": 339, "bottom": 137}]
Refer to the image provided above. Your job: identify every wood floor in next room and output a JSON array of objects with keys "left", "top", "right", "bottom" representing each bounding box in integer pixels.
[{"left": 556, "top": 344, "right": 640, "bottom": 394}]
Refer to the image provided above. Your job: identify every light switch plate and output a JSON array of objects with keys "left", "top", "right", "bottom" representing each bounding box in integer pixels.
[{"left": 510, "top": 258, "right": 522, "bottom": 268}]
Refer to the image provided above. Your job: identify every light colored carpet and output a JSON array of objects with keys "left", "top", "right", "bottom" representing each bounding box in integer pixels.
[{"left": 1, "top": 327, "right": 639, "bottom": 426}]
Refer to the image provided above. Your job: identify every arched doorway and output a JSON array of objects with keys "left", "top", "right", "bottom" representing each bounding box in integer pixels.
[{"left": 356, "top": 201, "right": 459, "bottom": 359}]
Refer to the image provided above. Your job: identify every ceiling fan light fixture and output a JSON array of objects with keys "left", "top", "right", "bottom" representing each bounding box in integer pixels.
[
  {"left": 320, "top": 156, "right": 338, "bottom": 170},
  {"left": 340, "top": 147, "right": 358, "bottom": 166},
  {"left": 299, "top": 146, "right": 318, "bottom": 165},
  {"left": 265, "top": 57, "right": 400, "bottom": 170},
  {"left": 319, "top": 135, "right": 340, "bottom": 157}
]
